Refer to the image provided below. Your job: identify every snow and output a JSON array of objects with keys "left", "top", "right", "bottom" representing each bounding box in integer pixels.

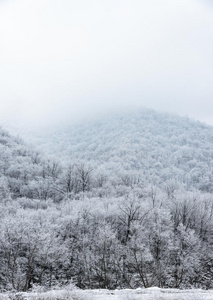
[{"left": 1, "top": 288, "right": 213, "bottom": 300}]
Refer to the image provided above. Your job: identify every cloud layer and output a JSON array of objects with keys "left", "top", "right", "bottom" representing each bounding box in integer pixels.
[{"left": 0, "top": 0, "right": 213, "bottom": 127}]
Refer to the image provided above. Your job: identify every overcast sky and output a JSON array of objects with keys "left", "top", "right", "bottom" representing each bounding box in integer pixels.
[{"left": 0, "top": 0, "right": 213, "bottom": 128}]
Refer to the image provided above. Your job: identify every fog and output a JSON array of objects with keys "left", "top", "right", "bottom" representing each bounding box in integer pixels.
[{"left": 0, "top": 0, "right": 213, "bottom": 128}]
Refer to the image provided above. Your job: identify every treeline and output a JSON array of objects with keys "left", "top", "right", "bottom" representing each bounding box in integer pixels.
[{"left": 0, "top": 186, "right": 213, "bottom": 291}]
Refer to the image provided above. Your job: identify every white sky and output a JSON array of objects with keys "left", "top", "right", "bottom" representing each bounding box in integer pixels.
[{"left": 0, "top": 0, "right": 213, "bottom": 127}]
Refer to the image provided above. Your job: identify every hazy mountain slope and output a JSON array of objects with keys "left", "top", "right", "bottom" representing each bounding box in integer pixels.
[{"left": 27, "top": 109, "right": 213, "bottom": 192}]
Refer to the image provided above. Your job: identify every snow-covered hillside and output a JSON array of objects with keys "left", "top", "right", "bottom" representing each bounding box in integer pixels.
[
  {"left": 1, "top": 110, "right": 213, "bottom": 292},
  {"left": 24, "top": 109, "right": 213, "bottom": 192}
]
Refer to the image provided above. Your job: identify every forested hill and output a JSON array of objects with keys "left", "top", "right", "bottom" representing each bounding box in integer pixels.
[
  {"left": 27, "top": 109, "right": 213, "bottom": 192},
  {"left": 1, "top": 113, "right": 213, "bottom": 291}
]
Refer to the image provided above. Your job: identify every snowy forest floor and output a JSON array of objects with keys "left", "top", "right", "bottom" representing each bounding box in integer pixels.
[{"left": 1, "top": 287, "right": 213, "bottom": 300}]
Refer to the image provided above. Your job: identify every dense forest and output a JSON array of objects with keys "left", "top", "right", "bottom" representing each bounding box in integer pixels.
[{"left": 1, "top": 109, "right": 213, "bottom": 291}]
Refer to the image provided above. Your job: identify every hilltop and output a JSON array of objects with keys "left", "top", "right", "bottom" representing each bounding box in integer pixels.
[{"left": 25, "top": 108, "right": 213, "bottom": 192}]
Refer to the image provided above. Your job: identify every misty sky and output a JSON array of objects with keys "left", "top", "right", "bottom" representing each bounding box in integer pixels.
[{"left": 0, "top": 0, "right": 213, "bottom": 127}]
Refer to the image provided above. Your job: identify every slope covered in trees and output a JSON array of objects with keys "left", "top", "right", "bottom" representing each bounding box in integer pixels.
[
  {"left": 0, "top": 110, "right": 213, "bottom": 291},
  {"left": 27, "top": 109, "right": 213, "bottom": 193}
]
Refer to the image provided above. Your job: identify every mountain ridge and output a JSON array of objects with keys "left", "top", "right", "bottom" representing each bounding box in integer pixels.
[{"left": 21, "top": 108, "right": 213, "bottom": 192}]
